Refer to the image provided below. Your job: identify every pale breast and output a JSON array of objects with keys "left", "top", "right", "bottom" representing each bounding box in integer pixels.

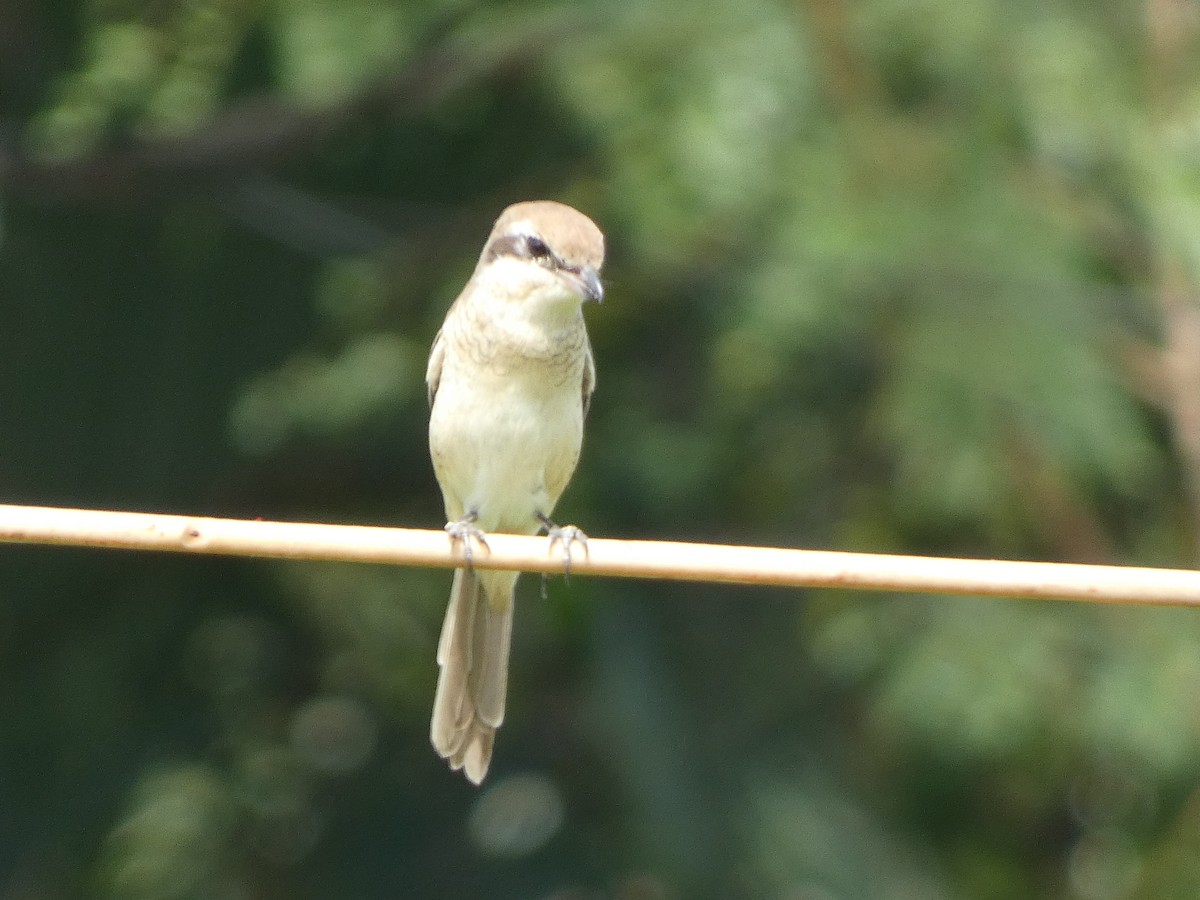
[{"left": 429, "top": 325, "right": 586, "bottom": 533}]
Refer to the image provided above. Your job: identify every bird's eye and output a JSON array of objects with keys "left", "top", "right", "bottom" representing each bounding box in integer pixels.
[{"left": 524, "top": 236, "right": 555, "bottom": 263}]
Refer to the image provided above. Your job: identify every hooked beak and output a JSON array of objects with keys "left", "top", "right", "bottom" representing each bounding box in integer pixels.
[{"left": 569, "top": 264, "right": 604, "bottom": 303}]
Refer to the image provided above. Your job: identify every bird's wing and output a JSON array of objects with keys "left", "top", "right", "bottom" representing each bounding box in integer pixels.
[
  {"left": 426, "top": 327, "right": 446, "bottom": 407},
  {"left": 581, "top": 333, "right": 596, "bottom": 419}
]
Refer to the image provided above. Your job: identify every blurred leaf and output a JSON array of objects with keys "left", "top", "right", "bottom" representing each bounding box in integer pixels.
[{"left": 100, "top": 766, "right": 241, "bottom": 900}]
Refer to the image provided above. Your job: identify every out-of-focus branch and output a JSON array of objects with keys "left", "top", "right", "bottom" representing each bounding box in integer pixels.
[
  {"left": 1146, "top": 0, "right": 1200, "bottom": 560},
  {"left": 1158, "top": 261, "right": 1200, "bottom": 557},
  {"left": 0, "top": 17, "right": 569, "bottom": 206},
  {"left": 798, "top": 0, "right": 881, "bottom": 110},
  {"left": 1, "top": 504, "right": 1199, "bottom": 606}
]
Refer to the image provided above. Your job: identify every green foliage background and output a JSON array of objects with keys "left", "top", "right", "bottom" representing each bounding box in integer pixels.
[{"left": 3, "top": 0, "right": 1200, "bottom": 897}]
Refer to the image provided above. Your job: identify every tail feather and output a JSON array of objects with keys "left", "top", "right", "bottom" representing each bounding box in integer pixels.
[{"left": 430, "top": 567, "right": 516, "bottom": 784}]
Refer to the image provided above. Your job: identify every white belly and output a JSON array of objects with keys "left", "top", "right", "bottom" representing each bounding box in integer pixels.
[{"left": 429, "top": 368, "right": 583, "bottom": 534}]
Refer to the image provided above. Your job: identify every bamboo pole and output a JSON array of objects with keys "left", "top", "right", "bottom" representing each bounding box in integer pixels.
[{"left": 0, "top": 503, "right": 1199, "bottom": 605}]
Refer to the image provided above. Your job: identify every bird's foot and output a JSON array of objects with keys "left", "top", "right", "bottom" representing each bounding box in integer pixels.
[
  {"left": 445, "top": 513, "right": 489, "bottom": 566},
  {"left": 538, "top": 513, "right": 588, "bottom": 577}
]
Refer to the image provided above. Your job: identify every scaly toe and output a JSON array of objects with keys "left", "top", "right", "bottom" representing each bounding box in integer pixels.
[
  {"left": 445, "top": 517, "right": 489, "bottom": 566},
  {"left": 546, "top": 524, "right": 588, "bottom": 576}
]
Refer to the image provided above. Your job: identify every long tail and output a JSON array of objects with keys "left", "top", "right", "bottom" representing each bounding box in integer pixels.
[{"left": 430, "top": 567, "right": 517, "bottom": 784}]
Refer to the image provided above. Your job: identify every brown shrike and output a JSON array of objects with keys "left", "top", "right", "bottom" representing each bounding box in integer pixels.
[{"left": 426, "top": 200, "right": 604, "bottom": 784}]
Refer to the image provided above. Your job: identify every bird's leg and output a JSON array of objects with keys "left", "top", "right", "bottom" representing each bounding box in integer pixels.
[
  {"left": 537, "top": 512, "right": 588, "bottom": 577},
  {"left": 445, "top": 509, "right": 489, "bottom": 566}
]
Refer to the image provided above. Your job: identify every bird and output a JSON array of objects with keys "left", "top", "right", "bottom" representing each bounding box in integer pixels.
[{"left": 426, "top": 200, "right": 604, "bottom": 784}]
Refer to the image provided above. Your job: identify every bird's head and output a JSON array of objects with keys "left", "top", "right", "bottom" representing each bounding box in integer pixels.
[{"left": 475, "top": 200, "right": 605, "bottom": 312}]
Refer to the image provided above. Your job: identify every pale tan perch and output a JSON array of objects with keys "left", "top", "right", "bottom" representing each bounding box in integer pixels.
[{"left": 1, "top": 503, "right": 1199, "bottom": 606}]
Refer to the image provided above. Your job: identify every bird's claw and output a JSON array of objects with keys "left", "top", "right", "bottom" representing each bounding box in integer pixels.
[
  {"left": 445, "top": 516, "right": 489, "bottom": 566},
  {"left": 541, "top": 517, "right": 588, "bottom": 577}
]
